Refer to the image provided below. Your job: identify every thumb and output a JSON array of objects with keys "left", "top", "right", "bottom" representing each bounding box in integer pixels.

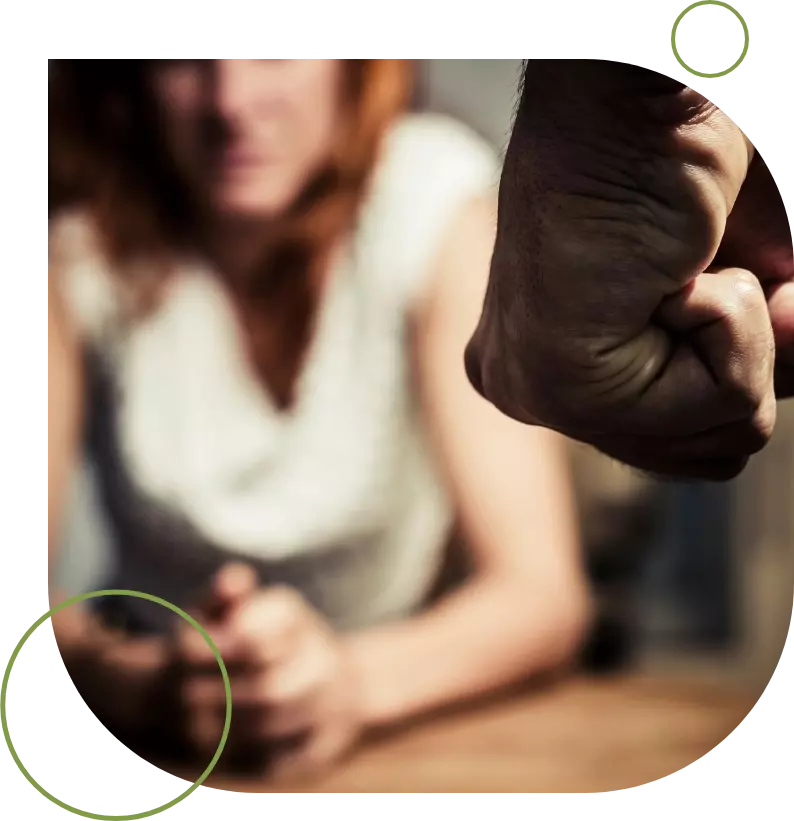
[{"left": 649, "top": 268, "right": 776, "bottom": 434}]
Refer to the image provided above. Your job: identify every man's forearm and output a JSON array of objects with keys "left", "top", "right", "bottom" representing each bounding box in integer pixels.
[{"left": 343, "top": 574, "right": 590, "bottom": 729}]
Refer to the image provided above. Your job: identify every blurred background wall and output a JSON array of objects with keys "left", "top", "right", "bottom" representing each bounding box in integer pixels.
[{"left": 416, "top": 59, "right": 522, "bottom": 151}]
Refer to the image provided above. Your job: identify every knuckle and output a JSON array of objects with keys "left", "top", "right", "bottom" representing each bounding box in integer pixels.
[
  {"left": 475, "top": 338, "right": 541, "bottom": 426},
  {"left": 464, "top": 286, "right": 554, "bottom": 427},
  {"left": 479, "top": 365, "right": 514, "bottom": 419},
  {"left": 262, "top": 672, "right": 306, "bottom": 706},
  {"left": 745, "top": 404, "right": 777, "bottom": 453},
  {"left": 729, "top": 269, "right": 765, "bottom": 311},
  {"left": 468, "top": 343, "right": 510, "bottom": 415},
  {"left": 464, "top": 295, "right": 519, "bottom": 413}
]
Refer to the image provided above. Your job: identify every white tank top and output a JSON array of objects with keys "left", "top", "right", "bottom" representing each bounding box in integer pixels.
[{"left": 52, "top": 114, "right": 500, "bottom": 633}]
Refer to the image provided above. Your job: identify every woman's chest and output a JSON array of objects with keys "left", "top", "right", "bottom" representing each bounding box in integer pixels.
[{"left": 90, "top": 268, "right": 426, "bottom": 557}]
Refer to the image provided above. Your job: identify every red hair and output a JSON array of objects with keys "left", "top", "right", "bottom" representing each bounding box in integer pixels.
[{"left": 49, "top": 60, "right": 412, "bottom": 405}]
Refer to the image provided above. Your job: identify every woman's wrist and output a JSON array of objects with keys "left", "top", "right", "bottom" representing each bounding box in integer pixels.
[
  {"left": 341, "top": 574, "right": 591, "bottom": 733},
  {"left": 343, "top": 627, "right": 413, "bottom": 730},
  {"left": 341, "top": 613, "right": 465, "bottom": 730}
]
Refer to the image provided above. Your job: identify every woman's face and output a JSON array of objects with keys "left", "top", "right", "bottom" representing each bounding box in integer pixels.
[{"left": 150, "top": 60, "right": 344, "bottom": 219}]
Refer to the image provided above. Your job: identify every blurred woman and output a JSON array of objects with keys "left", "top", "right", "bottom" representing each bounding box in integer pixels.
[{"left": 48, "top": 60, "right": 590, "bottom": 780}]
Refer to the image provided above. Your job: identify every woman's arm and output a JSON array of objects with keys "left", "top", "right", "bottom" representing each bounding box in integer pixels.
[
  {"left": 49, "top": 265, "right": 176, "bottom": 743},
  {"left": 343, "top": 196, "right": 593, "bottom": 728},
  {"left": 49, "top": 268, "right": 100, "bottom": 651},
  {"left": 49, "top": 269, "right": 82, "bottom": 565}
]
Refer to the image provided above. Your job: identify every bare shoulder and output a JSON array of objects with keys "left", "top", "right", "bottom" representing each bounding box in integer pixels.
[
  {"left": 49, "top": 208, "right": 105, "bottom": 273},
  {"left": 362, "top": 114, "right": 500, "bottom": 311},
  {"left": 441, "top": 194, "right": 498, "bottom": 255},
  {"left": 387, "top": 111, "right": 480, "bottom": 143},
  {"left": 379, "top": 114, "right": 500, "bottom": 204},
  {"left": 49, "top": 208, "right": 121, "bottom": 343},
  {"left": 368, "top": 112, "right": 500, "bottom": 227},
  {"left": 417, "top": 193, "right": 498, "bottom": 329}
]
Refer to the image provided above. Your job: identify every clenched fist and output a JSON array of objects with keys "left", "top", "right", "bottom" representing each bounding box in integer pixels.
[{"left": 466, "top": 60, "right": 792, "bottom": 480}]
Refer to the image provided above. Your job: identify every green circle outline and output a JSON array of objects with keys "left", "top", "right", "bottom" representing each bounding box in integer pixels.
[
  {"left": 671, "top": 1, "right": 749, "bottom": 78},
  {"left": 2, "top": 589, "right": 232, "bottom": 820}
]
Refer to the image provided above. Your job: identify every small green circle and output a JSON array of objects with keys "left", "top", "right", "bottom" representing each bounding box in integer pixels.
[
  {"left": 2, "top": 590, "right": 232, "bottom": 820},
  {"left": 672, "top": 1, "right": 749, "bottom": 78}
]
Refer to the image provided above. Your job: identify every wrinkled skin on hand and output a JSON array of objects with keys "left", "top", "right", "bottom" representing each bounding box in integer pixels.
[
  {"left": 465, "top": 60, "right": 792, "bottom": 480},
  {"left": 715, "top": 153, "right": 794, "bottom": 396}
]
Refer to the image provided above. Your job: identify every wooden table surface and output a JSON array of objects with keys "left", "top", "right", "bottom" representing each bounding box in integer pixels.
[{"left": 202, "top": 673, "right": 758, "bottom": 793}]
